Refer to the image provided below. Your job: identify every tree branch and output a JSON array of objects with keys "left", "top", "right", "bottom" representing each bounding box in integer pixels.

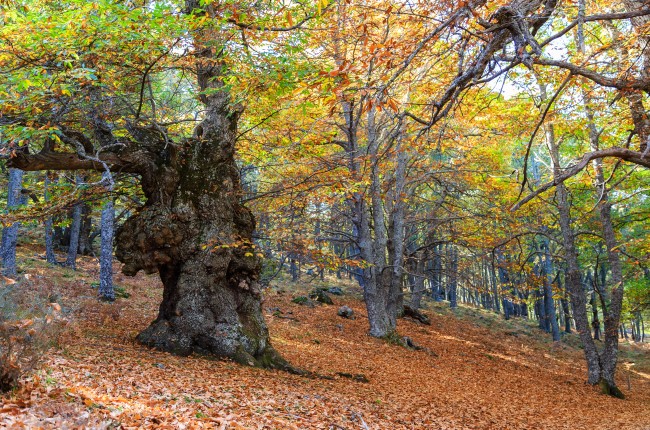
[
  {"left": 533, "top": 58, "right": 650, "bottom": 93},
  {"left": 511, "top": 148, "right": 650, "bottom": 211},
  {"left": 6, "top": 150, "right": 141, "bottom": 173}
]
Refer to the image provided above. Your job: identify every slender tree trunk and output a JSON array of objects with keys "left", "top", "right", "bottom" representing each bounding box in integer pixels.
[
  {"left": 542, "top": 239, "right": 560, "bottom": 341},
  {"left": 78, "top": 203, "right": 93, "bottom": 255},
  {"left": 1, "top": 168, "right": 24, "bottom": 276},
  {"left": 590, "top": 289, "right": 601, "bottom": 341},
  {"left": 44, "top": 173, "right": 57, "bottom": 265},
  {"left": 409, "top": 251, "right": 426, "bottom": 309},
  {"left": 491, "top": 259, "right": 501, "bottom": 313},
  {"left": 560, "top": 277, "right": 572, "bottom": 333},
  {"left": 433, "top": 244, "right": 443, "bottom": 301},
  {"left": 577, "top": 10, "right": 627, "bottom": 392},
  {"left": 387, "top": 141, "right": 408, "bottom": 324},
  {"left": 539, "top": 75, "right": 623, "bottom": 397},
  {"left": 449, "top": 245, "right": 458, "bottom": 309},
  {"left": 65, "top": 176, "right": 83, "bottom": 269},
  {"left": 99, "top": 172, "right": 115, "bottom": 301}
]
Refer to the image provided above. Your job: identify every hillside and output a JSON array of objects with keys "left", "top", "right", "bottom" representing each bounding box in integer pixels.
[{"left": 1, "top": 250, "right": 649, "bottom": 429}]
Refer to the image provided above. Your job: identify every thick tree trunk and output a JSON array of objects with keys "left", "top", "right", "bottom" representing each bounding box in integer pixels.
[
  {"left": 5, "top": 0, "right": 290, "bottom": 370},
  {"left": 113, "top": 116, "right": 287, "bottom": 368}
]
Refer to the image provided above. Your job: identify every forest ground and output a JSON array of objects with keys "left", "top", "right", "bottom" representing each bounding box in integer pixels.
[{"left": 1, "top": 246, "right": 649, "bottom": 429}]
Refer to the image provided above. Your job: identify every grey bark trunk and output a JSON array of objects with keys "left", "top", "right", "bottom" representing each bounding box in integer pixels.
[
  {"left": 449, "top": 245, "right": 458, "bottom": 309},
  {"left": 99, "top": 172, "right": 115, "bottom": 301},
  {"left": 409, "top": 250, "right": 426, "bottom": 309},
  {"left": 44, "top": 173, "right": 57, "bottom": 265},
  {"left": 1, "top": 168, "right": 24, "bottom": 276},
  {"left": 576, "top": 7, "right": 626, "bottom": 395},
  {"left": 539, "top": 72, "right": 624, "bottom": 397},
  {"left": 387, "top": 143, "right": 407, "bottom": 324},
  {"left": 560, "top": 277, "right": 572, "bottom": 333},
  {"left": 541, "top": 238, "right": 560, "bottom": 341},
  {"left": 65, "top": 176, "right": 83, "bottom": 270}
]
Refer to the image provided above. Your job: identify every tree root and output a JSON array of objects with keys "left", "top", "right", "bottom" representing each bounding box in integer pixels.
[{"left": 598, "top": 378, "right": 625, "bottom": 399}]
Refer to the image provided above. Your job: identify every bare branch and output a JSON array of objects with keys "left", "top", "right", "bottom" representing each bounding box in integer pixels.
[{"left": 512, "top": 148, "right": 650, "bottom": 211}]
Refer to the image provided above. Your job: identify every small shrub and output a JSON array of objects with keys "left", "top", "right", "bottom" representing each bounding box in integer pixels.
[
  {"left": 114, "top": 286, "right": 130, "bottom": 299},
  {"left": 309, "top": 289, "right": 333, "bottom": 305},
  {"left": 0, "top": 280, "right": 66, "bottom": 393},
  {"left": 259, "top": 258, "right": 279, "bottom": 286},
  {"left": 291, "top": 296, "right": 309, "bottom": 305}
]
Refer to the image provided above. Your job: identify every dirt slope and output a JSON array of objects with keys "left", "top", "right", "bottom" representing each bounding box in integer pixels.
[{"left": 1, "top": 254, "right": 649, "bottom": 429}]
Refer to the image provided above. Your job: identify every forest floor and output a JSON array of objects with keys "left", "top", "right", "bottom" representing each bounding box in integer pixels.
[{"left": 1, "top": 248, "right": 650, "bottom": 429}]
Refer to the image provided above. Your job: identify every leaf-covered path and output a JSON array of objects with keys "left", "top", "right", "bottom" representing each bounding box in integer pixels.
[{"left": 2, "top": 256, "right": 649, "bottom": 429}]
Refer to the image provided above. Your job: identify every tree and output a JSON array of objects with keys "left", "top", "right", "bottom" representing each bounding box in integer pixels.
[
  {"left": 98, "top": 172, "right": 115, "bottom": 302},
  {"left": 1, "top": 168, "right": 25, "bottom": 276},
  {"left": 0, "top": 0, "right": 310, "bottom": 368},
  {"left": 43, "top": 173, "right": 58, "bottom": 265},
  {"left": 64, "top": 176, "right": 83, "bottom": 269}
]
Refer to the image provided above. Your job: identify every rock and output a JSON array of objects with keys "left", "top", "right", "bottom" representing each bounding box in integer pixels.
[
  {"left": 337, "top": 305, "right": 355, "bottom": 319},
  {"left": 336, "top": 372, "right": 369, "bottom": 383},
  {"left": 291, "top": 296, "right": 310, "bottom": 305},
  {"left": 327, "top": 287, "right": 344, "bottom": 296},
  {"left": 309, "top": 289, "right": 333, "bottom": 305},
  {"left": 402, "top": 336, "right": 424, "bottom": 351},
  {"left": 403, "top": 305, "right": 431, "bottom": 325}
]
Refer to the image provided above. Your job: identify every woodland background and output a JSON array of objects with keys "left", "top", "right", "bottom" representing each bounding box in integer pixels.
[{"left": 0, "top": 0, "right": 649, "bottom": 428}]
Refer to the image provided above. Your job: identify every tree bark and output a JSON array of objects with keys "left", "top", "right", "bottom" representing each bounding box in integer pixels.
[
  {"left": 449, "top": 245, "right": 458, "bottom": 309},
  {"left": 44, "top": 173, "right": 58, "bottom": 265},
  {"left": 65, "top": 176, "right": 83, "bottom": 270},
  {"left": 99, "top": 172, "right": 115, "bottom": 301},
  {"left": 559, "top": 277, "right": 572, "bottom": 333},
  {"left": 1, "top": 168, "right": 24, "bottom": 276},
  {"left": 78, "top": 203, "right": 94, "bottom": 255},
  {"left": 539, "top": 73, "right": 624, "bottom": 397},
  {"left": 577, "top": 6, "right": 626, "bottom": 396}
]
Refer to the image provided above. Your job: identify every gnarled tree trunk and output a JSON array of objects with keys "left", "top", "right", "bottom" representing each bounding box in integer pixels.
[{"left": 113, "top": 113, "right": 286, "bottom": 367}]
